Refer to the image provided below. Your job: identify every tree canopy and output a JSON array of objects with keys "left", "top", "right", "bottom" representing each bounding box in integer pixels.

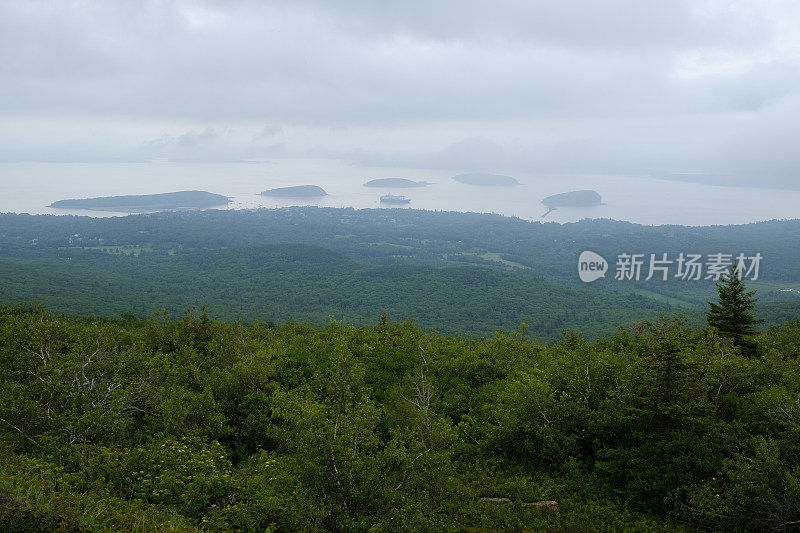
[
  {"left": 706, "top": 266, "right": 763, "bottom": 350},
  {"left": 2, "top": 304, "right": 800, "bottom": 531}
]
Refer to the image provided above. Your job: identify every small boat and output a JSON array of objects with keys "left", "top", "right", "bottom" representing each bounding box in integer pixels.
[{"left": 380, "top": 194, "right": 411, "bottom": 204}]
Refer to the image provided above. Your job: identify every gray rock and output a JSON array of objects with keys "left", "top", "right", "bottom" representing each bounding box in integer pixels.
[
  {"left": 521, "top": 500, "right": 559, "bottom": 511},
  {"left": 479, "top": 497, "right": 511, "bottom": 504}
]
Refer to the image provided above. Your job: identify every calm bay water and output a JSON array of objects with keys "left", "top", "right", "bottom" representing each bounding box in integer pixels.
[{"left": 0, "top": 159, "right": 798, "bottom": 226}]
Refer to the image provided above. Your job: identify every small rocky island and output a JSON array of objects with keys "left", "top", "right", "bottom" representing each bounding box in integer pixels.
[
  {"left": 49, "top": 190, "right": 229, "bottom": 211},
  {"left": 452, "top": 172, "right": 520, "bottom": 186},
  {"left": 541, "top": 190, "right": 602, "bottom": 218},
  {"left": 261, "top": 185, "right": 327, "bottom": 198},
  {"left": 364, "top": 178, "right": 430, "bottom": 188}
]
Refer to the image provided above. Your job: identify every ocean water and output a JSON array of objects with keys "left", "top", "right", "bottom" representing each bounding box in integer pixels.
[{"left": 1, "top": 159, "right": 798, "bottom": 226}]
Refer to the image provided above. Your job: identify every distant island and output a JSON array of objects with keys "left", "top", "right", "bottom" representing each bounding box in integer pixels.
[
  {"left": 364, "top": 178, "right": 430, "bottom": 188},
  {"left": 541, "top": 190, "right": 602, "bottom": 218},
  {"left": 452, "top": 172, "right": 520, "bottom": 186},
  {"left": 261, "top": 185, "right": 327, "bottom": 198},
  {"left": 49, "top": 190, "right": 229, "bottom": 211},
  {"left": 542, "top": 190, "right": 602, "bottom": 207}
]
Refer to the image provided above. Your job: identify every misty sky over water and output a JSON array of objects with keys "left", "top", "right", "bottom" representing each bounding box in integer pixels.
[{"left": 1, "top": 1, "right": 799, "bottom": 189}]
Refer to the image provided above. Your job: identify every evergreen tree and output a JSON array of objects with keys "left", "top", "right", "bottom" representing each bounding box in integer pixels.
[{"left": 706, "top": 266, "right": 763, "bottom": 350}]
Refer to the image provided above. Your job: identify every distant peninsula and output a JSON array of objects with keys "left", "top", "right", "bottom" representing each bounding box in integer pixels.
[
  {"left": 261, "top": 185, "right": 327, "bottom": 198},
  {"left": 452, "top": 173, "right": 520, "bottom": 186},
  {"left": 364, "top": 178, "right": 430, "bottom": 188},
  {"left": 542, "top": 190, "right": 602, "bottom": 208},
  {"left": 49, "top": 190, "right": 229, "bottom": 211}
]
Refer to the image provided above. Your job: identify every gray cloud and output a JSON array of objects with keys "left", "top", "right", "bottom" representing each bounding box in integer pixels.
[
  {"left": 272, "top": 0, "right": 768, "bottom": 49},
  {"left": 1, "top": 0, "right": 799, "bottom": 186}
]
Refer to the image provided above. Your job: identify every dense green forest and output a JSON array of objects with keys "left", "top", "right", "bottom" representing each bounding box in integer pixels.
[
  {"left": 0, "top": 243, "right": 674, "bottom": 341},
  {"left": 2, "top": 208, "right": 800, "bottom": 339},
  {"left": 2, "top": 304, "right": 800, "bottom": 531},
  {"left": 4, "top": 208, "right": 799, "bottom": 289},
  {"left": 2, "top": 208, "right": 800, "bottom": 530}
]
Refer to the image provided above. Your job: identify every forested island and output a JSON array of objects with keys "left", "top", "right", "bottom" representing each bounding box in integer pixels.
[
  {"left": 364, "top": 178, "right": 430, "bottom": 188},
  {"left": 48, "top": 190, "right": 229, "bottom": 211},
  {"left": 452, "top": 172, "right": 520, "bottom": 186},
  {"left": 261, "top": 185, "right": 327, "bottom": 197},
  {"left": 542, "top": 189, "right": 602, "bottom": 207}
]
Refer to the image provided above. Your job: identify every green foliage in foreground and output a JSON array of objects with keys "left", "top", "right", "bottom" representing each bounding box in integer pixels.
[
  {"left": 707, "top": 268, "right": 764, "bottom": 351},
  {"left": 2, "top": 304, "right": 800, "bottom": 531}
]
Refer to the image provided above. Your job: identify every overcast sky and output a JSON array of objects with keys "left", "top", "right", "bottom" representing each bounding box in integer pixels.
[{"left": 1, "top": 0, "right": 799, "bottom": 187}]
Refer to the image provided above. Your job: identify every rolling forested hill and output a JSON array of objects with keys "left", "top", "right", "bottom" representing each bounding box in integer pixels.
[
  {"left": 0, "top": 243, "right": 673, "bottom": 340},
  {"left": 1, "top": 207, "right": 799, "bottom": 339},
  {"left": 2, "top": 208, "right": 800, "bottom": 530}
]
